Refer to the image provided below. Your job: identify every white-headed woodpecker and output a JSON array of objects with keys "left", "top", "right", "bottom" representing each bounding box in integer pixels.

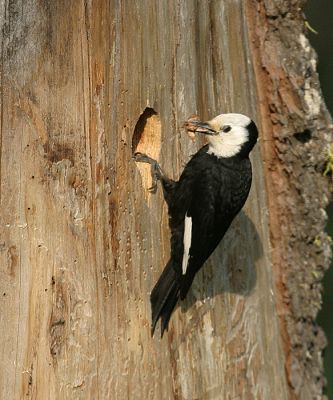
[{"left": 134, "top": 113, "right": 258, "bottom": 336}]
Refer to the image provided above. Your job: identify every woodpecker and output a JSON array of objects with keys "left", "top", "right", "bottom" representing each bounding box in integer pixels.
[{"left": 134, "top": 113, "right": 258, "bottom": 336}]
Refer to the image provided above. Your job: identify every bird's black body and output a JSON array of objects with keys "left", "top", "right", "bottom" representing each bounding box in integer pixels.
[
  {"left": 135, "top": 114, "right": 258, "bottom": 336},
  {"left": 170, "top": 146, "right": 252, "bottom": 292}
]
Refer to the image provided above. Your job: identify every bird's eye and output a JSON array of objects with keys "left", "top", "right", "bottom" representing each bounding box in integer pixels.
[{"left": 222, "top": 125, "right": 231, "bottom": 133}]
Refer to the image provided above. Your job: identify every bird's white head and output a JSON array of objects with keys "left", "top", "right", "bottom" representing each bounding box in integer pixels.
[{"left": 192, "top": 113, "right": 258, "bottom": 158}]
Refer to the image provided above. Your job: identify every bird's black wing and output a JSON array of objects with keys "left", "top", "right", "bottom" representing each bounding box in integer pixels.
[
  {"left": 165, "top": 150, "right": 208, "bottom": 267},
  {"left": 179, "top": 155, "right": 251, "bottom": 299}
]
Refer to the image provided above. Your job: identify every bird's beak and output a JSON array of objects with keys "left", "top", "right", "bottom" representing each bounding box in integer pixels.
[{"left": 190, "top": 121, "right": 217, "bottom": 135}]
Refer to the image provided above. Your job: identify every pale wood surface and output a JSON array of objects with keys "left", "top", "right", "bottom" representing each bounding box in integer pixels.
[{"left": 0, "top": 1, "right": 297, "bottom": 399}]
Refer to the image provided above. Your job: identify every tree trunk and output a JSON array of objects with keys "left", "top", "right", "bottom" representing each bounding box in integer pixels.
[{"left": 0, "top": 1, "right": 330, "bottom": 399}]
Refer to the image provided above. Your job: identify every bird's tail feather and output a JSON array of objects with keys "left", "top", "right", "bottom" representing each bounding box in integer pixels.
[
  {"left": 179, "top": 271, "right": 196, "bottom": 300},
  {"left": 160, "top": 283, "right": 179, "bottom": 335},
  {"left": 150, "top": 260, "right": 179, "bottom": 336}
]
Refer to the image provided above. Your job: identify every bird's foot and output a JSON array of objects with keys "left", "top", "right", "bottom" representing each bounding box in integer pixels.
[
  {"left": 133, "top": 152, "right": 156, "bottom": 165},
  {"left": 133, "top": 152, "right": 163, "bottom": 193}
]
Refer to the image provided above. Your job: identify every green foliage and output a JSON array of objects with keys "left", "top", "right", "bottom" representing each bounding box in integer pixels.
[
  {"left": 314, "top": 236, "right": 322, "bottom": 247},
  {"left": 324, "top": 145, "right": 333, "bottom": 181},
  {"left": 305, "top": 20, "right": 318, "bottom": 35}
]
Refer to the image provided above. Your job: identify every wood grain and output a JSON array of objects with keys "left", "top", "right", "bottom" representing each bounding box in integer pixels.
[{"left": 2, "top": 1, "right": 324, "bottom": 399}]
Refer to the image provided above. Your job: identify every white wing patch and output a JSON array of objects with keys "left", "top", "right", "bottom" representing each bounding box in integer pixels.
[{"left": 182, "top": 214, "right": 192, "bottom": 275}]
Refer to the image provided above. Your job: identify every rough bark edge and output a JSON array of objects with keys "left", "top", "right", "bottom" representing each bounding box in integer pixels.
[{"left": 245, "top": 1, "right": 332, "bottom": 398}]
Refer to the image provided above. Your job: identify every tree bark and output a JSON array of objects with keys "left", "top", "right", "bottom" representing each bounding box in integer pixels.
[
  {"left": 0, "top": 1, "right": 330, "bottom": 399},
  {"left": 246, "top": 1, "right": 332, "bottom": 398}
]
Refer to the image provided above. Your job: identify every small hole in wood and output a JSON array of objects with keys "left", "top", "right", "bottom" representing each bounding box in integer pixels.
[
  {"left": 294, "top": 129, "right": 312, "bottom": 143},
  {"left": 132, "top": 107, "right": 158, "bottom": 154},
  {"left": 132, "top": 108, "right": 162, "bottom": 194}
]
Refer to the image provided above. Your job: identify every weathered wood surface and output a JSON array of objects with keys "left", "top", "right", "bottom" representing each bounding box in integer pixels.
[
  {"left": 246, "top": 1, "right": 332, "bottom": 398},
  {"left": 0, "top": 1, "right": 330, "bottom": 399}
]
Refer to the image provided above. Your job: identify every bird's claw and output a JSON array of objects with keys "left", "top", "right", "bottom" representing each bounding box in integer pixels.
[
  {"left": 133, "top": 152, "right": 161, "bottom": 193},
  {"left": 133, "top": 152, "right": 155, "bottom": 165},
  {"left": 148, "top": 185, "right": 157, "bottom": 193}
]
